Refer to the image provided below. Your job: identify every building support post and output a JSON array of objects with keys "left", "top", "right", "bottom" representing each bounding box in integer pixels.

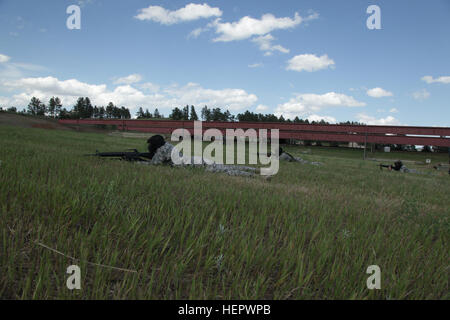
[{"left": 363, "top": 129, "right": 368, "bottom": 160}]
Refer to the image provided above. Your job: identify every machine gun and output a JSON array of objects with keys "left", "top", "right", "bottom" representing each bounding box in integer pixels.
[
  {"left": 379, "top": 160, "right": 403, "bottom": 171},
  {"left": 85, "top": 149, "right": 152, "bottom": 162}
]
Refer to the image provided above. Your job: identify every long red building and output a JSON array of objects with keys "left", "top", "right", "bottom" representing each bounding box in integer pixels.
[{"left": 58, "top": 119, "right": 450, "bottom": 147}]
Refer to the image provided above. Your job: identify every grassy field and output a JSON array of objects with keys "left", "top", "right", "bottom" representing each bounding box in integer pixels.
[{"left": 0, "top": 125, "right": 449, "bottom": 299}]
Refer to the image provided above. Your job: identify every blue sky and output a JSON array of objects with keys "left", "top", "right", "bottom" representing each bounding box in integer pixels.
[{"left": 0, "top": 0, "right": 449, "bottom": 126}]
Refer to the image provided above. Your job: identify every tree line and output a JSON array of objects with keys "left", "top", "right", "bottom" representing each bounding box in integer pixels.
[
  {"left": 167, "top": 105, "right": 364, "bottom": 125},
  {"left": 0, "top": 96, "right": 362, "bottom": 125},
  {"left": 136, "top": 107, "right": 162, "bottom": 119},
  {"left": 1, "top": 96, "right": 142, "bottom": 120}
]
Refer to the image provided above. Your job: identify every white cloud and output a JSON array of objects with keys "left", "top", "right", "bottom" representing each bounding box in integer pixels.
[
  {"left": 164, "top": 82, "right": 257, "bottom": 111},
  {"left": 1, "top": 76, "right": 258, "bottom": 114},
  {"left": 248, "top": 63, "right": 263, "bottom": 68},
  {"left": 0, "top": 54, "right": 11, "bottom": 63},
  {"left": 366, "top": 87, "right": 393, "bottom": 98},
  {"left": 211, "top": 12, "right": 317, "bottom": 42},
  {"left": 5, "top": 76, "right": 107, "bottom": 97},
  {"left": 412, "top": 88, "right": 430, "bottom": 100},
  {"left": 389, "top": 108, "right": 399, "bottom": 113},
  {"left": 307, "top": 114, "right": 336, "bottom": 123},
  {"left": 0, "top": 53, "right": 48, "bottom": 80},
  {"left": 139, "top": 82, "right": 160, "bottom": 92},
  {"left": 421, "top": 75, "right": 450, "bottom": 84},
  {"left": 275, "top": 92, "right": 365, "bottom": 119},
  {"left": 357, "top": 113, "right": 400, "bottom": 125},
  {"left": 0, "top": 61, "right": 47, "bottom": 80},
  {"left": 78, "top": 0, "right": 94, "bottom": 8},
  {"left": 188, "top": 27, "right": 207, "bottom": 39},
  {"left": 251, "top": 34, "right": 289, "bottom": 55},
  {"left": 113, "top": 74, "right": 142, "bottom": 85},
  {"left": 0, "top": 96, "right": 11, "bottom": 106},
  {"left": 135, "top": 3, "right": 222, "bottom": 25},
  {"left": 255, "top": 104, "right": 269, "bottom": 112},
  {"left": 286, "top": 54, "right": 335, "bottom": 72}
]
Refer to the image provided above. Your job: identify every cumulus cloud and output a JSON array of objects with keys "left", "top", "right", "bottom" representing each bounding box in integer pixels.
[
  {"left": 1, "top": 76, "right": 257, "bottom": 114},
  {"left": 412, "top": 88, "right": 430, "bottom": 100},
  {"left": 255, "top": 104, "right": 269, "bottom": 112},
  {"left": 0, "top": 54, "right": 11, "bottom": 63},
  {"left": 139, "top": 82, "right": 160, "bottom": 92},
  {"left": 5, "top": 77, "right": 107, "bottom": 97},
  {"left": 366, "top": 87, "right": 393, "bottom": 98},
  {"left": 357, "top": 113, "right": 400, "bottom": 125},
  {"left": 275, "top": 92, "right": 365, "bottom": 119},
  {"left": 421, "top": 75, "right": 450, "bottom": 84},
  {"left": 307, "top": 114, "right": 337, "bottom": 123},
  {"left": 164, "top": 82, "right": 257, "bottom": 111},
  {"left": 134, "top": 3, "right": 222, "bottom": 25},
  {"left": 389, "top": 108, "right": 399, "bottom": 113},
  {"left": 211, "top": 12, "right": 317, "bottom": 42},
  {"left": 252, "top": 34, "right": 289, "bottom": 56},
  {"left": 113, "top": 74, "right": 143, "bottom": 85},
  {"left": 286, "top": 54, "right": 335, "bottom": 72}
]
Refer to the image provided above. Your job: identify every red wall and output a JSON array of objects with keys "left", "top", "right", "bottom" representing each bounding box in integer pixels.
[{"left": 58, "top": 119, "right": 450, "bottom": 147}]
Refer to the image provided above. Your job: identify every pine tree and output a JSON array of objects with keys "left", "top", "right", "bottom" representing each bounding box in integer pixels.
[
  {"left": 182, "top": 105, "right": 189, "bottom": 120},
  {"left": 84, "top": 97, "right": 93, "bottom": 118},
  {"left": 136, "top": 107, "right": 144, "bottom": 119},
  {"left": 201, "top": 106, "right": 211, "bottom": 121},
  {"left": 74, "top": 97, "right": 85, "bottom": 118},
  {"left": 99, "top": 106, "right": 105, "bottom": 119},
  {"left": 27, "top": 97, "right": 45, "bottom": 116},
  {"left": 154, "top": 108, "right": 161, "bottom": 118},
  {"left": 169, "top": 107, "right": 183, "bottom": 120},
  {"left": 190, "top": 105, "right": 198, "bottom": 120},
  {"left": 54, "top": 97, "right": 62, "bottom": 118},
  {"left": 223, "top": 110, "right": 232, "bottom": 122},
  {"left": 106, "top": 102, "right": 114, "bottom": 118},
  {"left": 48, "top": 97, "right": 57, "bottom": 117}
]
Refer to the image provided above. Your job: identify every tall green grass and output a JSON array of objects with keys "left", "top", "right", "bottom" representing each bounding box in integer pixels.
[{"left": 0, "top": 125, "right": 448, "bottom": 299}]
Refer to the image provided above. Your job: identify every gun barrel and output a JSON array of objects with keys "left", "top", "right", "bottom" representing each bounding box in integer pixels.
[
  {"left": 96, "top": 152, "right": 131, "bottom": 157},
  {"left": 85, "top": 151, "right": 152, "bottom": 161}
]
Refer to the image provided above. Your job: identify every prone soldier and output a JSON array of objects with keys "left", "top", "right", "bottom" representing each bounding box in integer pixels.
[
  {"left": 146, "top": 135, "right": 260, "bottom": 177},
  {"left": 276, "top": 147, "right": 322, "bottom": 166},
  {"left": 379, "top": 160, "right": 419, "bottom": 173}
]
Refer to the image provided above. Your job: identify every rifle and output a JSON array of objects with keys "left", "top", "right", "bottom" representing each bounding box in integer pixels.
[
  {"left": 379, "top": 164, "right": 392, "bottom": 170},
  {"left": 85, "top": 149, "right": 152, "bottom": 162}
]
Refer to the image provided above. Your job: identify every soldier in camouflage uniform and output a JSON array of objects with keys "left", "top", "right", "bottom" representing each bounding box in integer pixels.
[
  {"left": 381, "top": 160, "right": 420, "bottom": 174},
  {"left": 277, "top": 147, "right": 322, "bottom": 166},
  {"left": 147, "top": 135, "right": 259, "bottom": 177}
]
